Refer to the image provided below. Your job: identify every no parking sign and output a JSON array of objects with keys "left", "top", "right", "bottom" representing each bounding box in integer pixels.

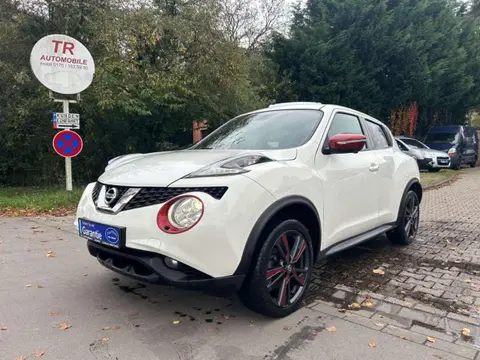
[{"left": 53, "top": 130, "right": 83, "bottom": 158}]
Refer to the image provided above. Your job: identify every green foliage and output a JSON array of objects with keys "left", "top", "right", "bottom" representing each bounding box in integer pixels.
[
  {"left": 0, "top": 0, "right": 268, "bottom": 186},
  {"left": 267, "top": 0, "right": 480, "bottom": 132}
]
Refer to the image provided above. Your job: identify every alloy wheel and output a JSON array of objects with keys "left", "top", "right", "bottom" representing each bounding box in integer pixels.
[
  {"left": 265, "top": 230, "right": 310, "bottom": 308},
  {"left": 404, "top": 195, "right": 420, "bottom": 239}
]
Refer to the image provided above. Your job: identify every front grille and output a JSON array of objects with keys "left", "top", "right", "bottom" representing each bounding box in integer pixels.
[
  {"left": 124, "top": 186, "right": 228, "bottom": 211},
  {"left": 437, "top": 157, "right": 449, "bottom": 161},
  {"left": 91, "top": 182, "right": 131, "bottom": 207},
  {"left": 92, "top": 182, "right": 101, "bottom": 203},
  {"left": 91, "top": 182, "right": 228, "bottom": 211}
]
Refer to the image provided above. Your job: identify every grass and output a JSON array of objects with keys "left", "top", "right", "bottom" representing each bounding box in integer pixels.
[
  {"left": 0, "top": 186, "right": 84, "bottom": 216},
  {"left": 419, "top": 169, "right": 460, "bottom": 188}
]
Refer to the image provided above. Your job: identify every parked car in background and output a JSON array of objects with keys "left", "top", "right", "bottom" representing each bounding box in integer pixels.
[
  {"left": 75, "top": 102, "right": 422, "bottom": 318},
  {"left": 423, "top": 125, "right": 478, "bottom": 170},
  {"left": 395, "top": 136, "right": 451, "bottom": 172}
]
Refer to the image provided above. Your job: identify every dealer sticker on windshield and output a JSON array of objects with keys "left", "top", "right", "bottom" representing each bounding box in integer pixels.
[{"left": 78, "top": 218, "right": 125, "bottom": 248}]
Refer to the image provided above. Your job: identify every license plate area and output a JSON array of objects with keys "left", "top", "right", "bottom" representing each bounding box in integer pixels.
[{"left": 78, "top": 218, "right": 125, "bottom": 248}]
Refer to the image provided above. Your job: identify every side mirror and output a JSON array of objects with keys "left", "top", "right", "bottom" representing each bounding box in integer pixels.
[{"left": 326, "top": 133, "right": 367, "bottom": 154}]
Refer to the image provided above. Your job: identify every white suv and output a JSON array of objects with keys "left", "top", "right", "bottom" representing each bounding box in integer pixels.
[{"left": 75, "top": 102, "right": 422, "bottom": 318}]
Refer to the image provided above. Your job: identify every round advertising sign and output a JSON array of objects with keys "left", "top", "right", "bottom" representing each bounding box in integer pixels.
[{"left": 30, "top": 34, "right": 95, "bottom": 95}]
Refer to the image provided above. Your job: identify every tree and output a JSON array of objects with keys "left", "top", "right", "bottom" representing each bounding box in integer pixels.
[
  {"left": 0, "top": 0, "right": 270, "bottom": 186},
  {"left": 267, "top": 0, "right": 480, "bottom": 133}
]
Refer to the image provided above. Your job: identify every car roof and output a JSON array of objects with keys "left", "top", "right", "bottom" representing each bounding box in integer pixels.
[{"left": 252, "top": 102, "right": 385, "bottom": 126}]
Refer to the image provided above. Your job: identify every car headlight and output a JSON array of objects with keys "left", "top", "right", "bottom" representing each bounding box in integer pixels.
[
  {"left": 448, "top": 147, "right": 456, "bottom": 155},
  {"left": 157, "top": 195, "right": 204, "bottom": 234},
  {"left": 185, "top": 154, "right": 272, "bottom": 178}
]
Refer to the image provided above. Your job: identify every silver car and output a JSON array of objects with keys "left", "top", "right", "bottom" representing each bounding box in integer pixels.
[{"left": 395, "top": 136, "right": 451, "bottom": 172}]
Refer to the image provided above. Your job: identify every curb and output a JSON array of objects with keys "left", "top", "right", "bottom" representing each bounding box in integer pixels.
[{"left": 423, "top": 174, "right": 458, "bottom": 191}]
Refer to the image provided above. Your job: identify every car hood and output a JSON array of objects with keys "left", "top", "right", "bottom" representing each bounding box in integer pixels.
[
  {"left": 421, "top": 148, "right": 450, "bottom": 157},
  {"left": 424, "top": 143, "right": 453, "bottom": 152},
  {"left": 98, "top": 149, "right": 297, "bottom": 187}
]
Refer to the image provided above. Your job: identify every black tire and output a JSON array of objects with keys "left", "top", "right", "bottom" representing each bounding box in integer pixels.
[
  {"left": 387, "top": 190, "right": 420, "bottom": 246},
  {"left": 427, "top": 168, "right": 440, "bottom": 172},
  {"left": 239, "top": 219, "right": 314, "bottom": 318},
  {"left": 452, "top": 160, "right": 462, "bottom": 170},
  {"left": 470, "top": 158, "right": 477, "bottom": 168}
]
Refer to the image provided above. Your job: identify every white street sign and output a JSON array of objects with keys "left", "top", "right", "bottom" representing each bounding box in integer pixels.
[
  {"left": 30, "top": 34, "right": 95, "bottom": 95},
  {"left": 53, "top": 112, "right": 80, "bottom": 129}
]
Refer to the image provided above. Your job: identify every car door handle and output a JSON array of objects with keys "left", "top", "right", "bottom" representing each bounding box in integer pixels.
[{"left": 369, "top": 164, "right": 380, "bottom": 172}]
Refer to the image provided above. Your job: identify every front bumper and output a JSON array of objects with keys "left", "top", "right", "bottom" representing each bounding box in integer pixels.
[
  {"left": 75, "top": 177, "right": 276, "bottom": 279},
  {"left": 87, "top": 241, "right": 245, "bottom": 292},
  {"left": 417, "top": 156, "right": 451, "bottom": 169}
]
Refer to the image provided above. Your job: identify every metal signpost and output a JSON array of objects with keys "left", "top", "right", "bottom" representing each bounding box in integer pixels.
[{"left": 30, "top": 34, "right": 95, "bottom": 191}]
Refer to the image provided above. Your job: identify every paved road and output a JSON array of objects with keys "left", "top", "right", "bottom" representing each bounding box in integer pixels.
[{"left": 1, "top": 170, "right": 479, "bottom": 360}]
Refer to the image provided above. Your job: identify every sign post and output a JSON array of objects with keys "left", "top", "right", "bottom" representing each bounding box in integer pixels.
[{"left": 30, "top": 34, "right": 95, "bottom": 191}]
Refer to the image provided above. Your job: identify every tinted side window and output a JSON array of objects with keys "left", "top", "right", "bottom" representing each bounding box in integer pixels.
[
  {"left": 365, "top": 120, "right": 390, "bottom": 149},
  {"left": 326, "top": 112, "right": 367, "bottom": 150}
]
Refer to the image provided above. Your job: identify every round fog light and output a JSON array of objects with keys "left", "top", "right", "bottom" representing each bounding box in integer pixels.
[{"left": 165, "top": 257, "right": 179, "bottom": 269}]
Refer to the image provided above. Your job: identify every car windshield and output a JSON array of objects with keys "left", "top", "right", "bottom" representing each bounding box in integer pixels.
[
  {"left": 192, "top": 110, "right": 323, "bottom": 150},
  {"left": 425, "top": 132, "right": 459, "bottom": 144},
  {"left": 401, "top": 138, "right": 428, "bottom": 149}
]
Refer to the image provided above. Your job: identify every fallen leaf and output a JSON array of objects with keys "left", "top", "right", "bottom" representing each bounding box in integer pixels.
[
  {"left": 283, "top": 325, "right": 292, "bottom": 331},
  {"left": 49, "top": 312, "right": 60, "bottom": 316},
  {"left": 363, "top": 301, "right": 373, "bottom": 308},
  {"left": 102, "top": 326, "right": 111, "bottom": 330},
  {"left": 375, "top": 322, "right": 385, "bottom": 327},
  {"left": 449, "top": 247, "right": 457, "bottom": 251},
  {"left": 373, "top": 269, "right": 385, "bottom": 275},
  {"left": 83, "top": 273, "right": 88, "bottom": 276},
  {"left": 327, "top": 326, "right": 337, "bottom": 332},
  {"left": 59, "top": 322, "right": 71, "bottom": 330},
  {"left": 102, "top": 337, "right": 109, "bottom": 342},
  {"left": 14, "top": 357, "right": 27, "bottom": 360},
  {"left": 400, "top": 335, "right": 408, "bottom": 340},
  {"left": 25, "top": 284, "right": 32, "bottom": 288},
  {"left": 337, "top": 309, "right": 346, "bottom": 313},
  {"left": 113, "top": 326, "right": 121, "bottom": 330},
  {"left": 0, "top": 326, "right": 7, "bottom": 330},
  {"left": 37, "top": 284, "right": 45, "bottom": 288},
  {"left": 34, "top": 350, "right": 45, "bottom": 357},
  {"left": 426, "top": 336, "right": 436, "bottom": 343},
  {"left": 173, "top": 320, "right": 180, "bottom": 324},
  {"left": 462, "top": 328, "right": 471, "bottom": 336},
  {"left": 368, "top": 342, "right": 377, "bottom": 348},
  {"left": 45, "top": 251, "right": 56, "bottom": 258},
  {"left": 349, "top": 302, "right": 361, "bottom": 309}
]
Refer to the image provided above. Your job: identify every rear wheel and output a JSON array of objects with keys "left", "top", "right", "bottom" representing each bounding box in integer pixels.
[
  {"left": 239, "top": 219, "right": 314, "bottom": 318},
  {"left": 387, "top": 190, "right": 420, "bottom": 246},
  {"left": 470, "top": 157, "right": 477, "bottom": 168}
]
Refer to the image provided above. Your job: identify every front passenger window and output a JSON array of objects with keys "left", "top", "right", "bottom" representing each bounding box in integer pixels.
[{"left": 326, "top": 113, "right": 367, "bottom": 150}]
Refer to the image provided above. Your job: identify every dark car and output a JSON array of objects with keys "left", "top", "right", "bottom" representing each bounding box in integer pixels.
[{"left": 423, "top": 125, "right": 478, "bottom": 170}]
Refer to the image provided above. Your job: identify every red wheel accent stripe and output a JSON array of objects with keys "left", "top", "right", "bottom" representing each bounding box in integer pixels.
[
  {"left": 292, "top": 269, "right": 306, "bottom": 286},
  {"left": 292, "top": 241, "right": 306, "bottom": 263},
  {"left": 279, "top": 275, "right": 291, "bottom": 306},
  {"left": 266, "top": 267, "right": 285, "bottom": 280},
  {"left": 281, "top": 233, "right": 291, "bottom": 263}
]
